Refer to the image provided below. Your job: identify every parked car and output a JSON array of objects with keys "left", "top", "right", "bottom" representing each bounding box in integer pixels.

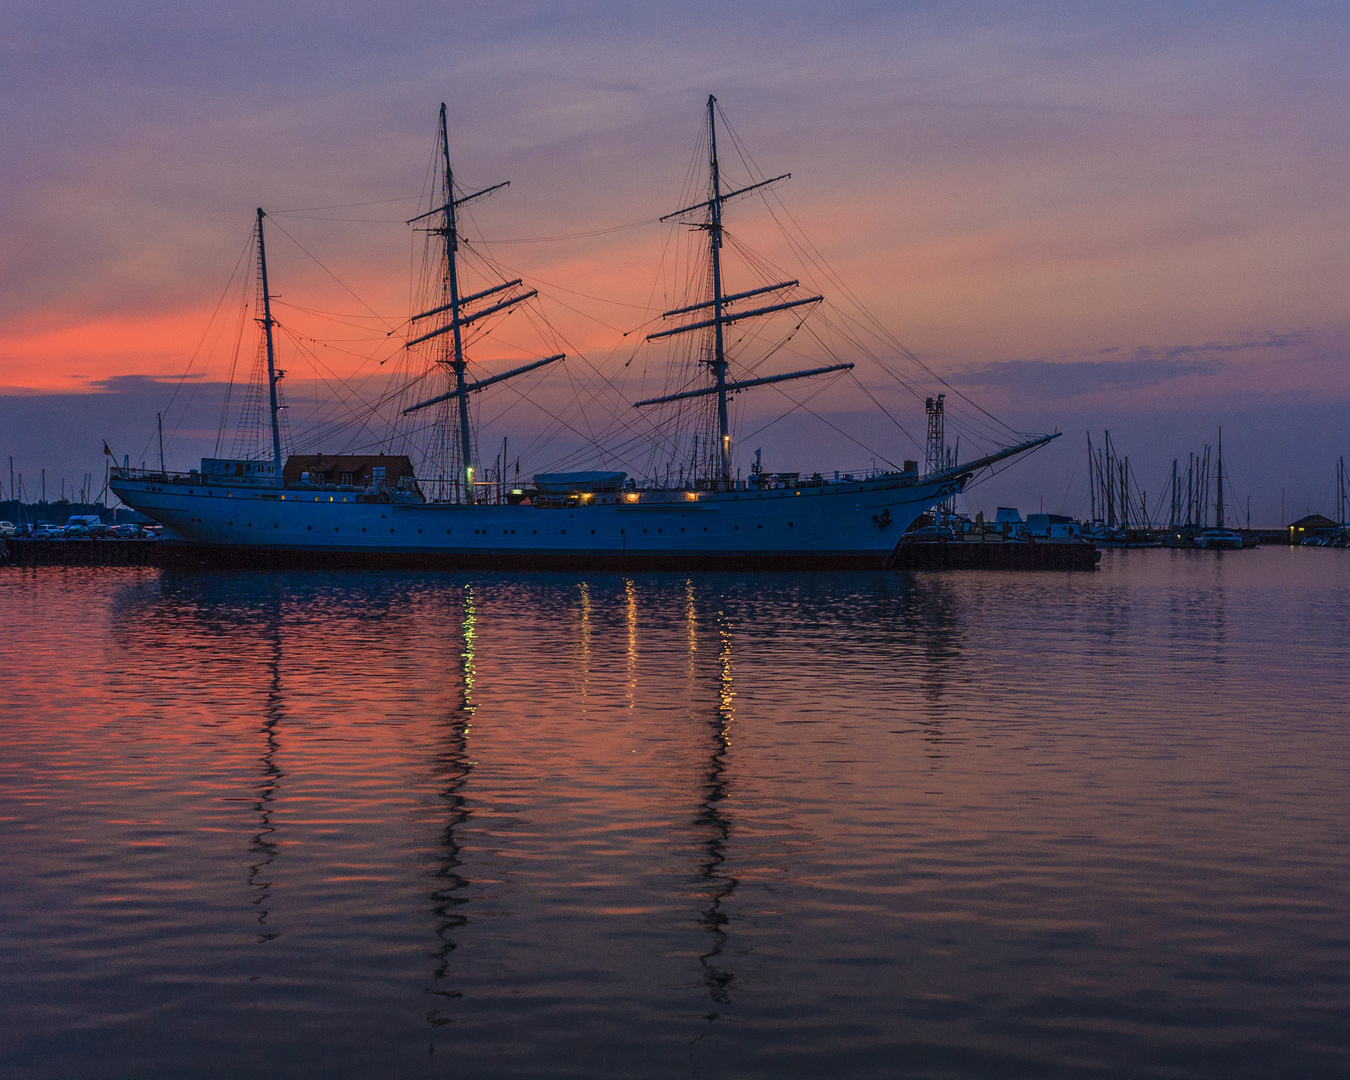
[
  {"left": 65, "top": 514, "right": 103, "bottom": 538},
  {"left": 32, "top": 524, "right": 62, "bottom": 539},
  {"left": 0, "top": 521, "right": 16, "bottom": 538}
]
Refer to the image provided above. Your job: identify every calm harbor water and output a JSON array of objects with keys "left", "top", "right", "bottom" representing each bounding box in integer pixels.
[{"left": 2, "top": 548, "right": 1348, "bottom": 1079}]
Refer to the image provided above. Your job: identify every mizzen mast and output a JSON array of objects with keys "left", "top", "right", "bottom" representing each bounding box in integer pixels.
[{"left": 256, "top": 208, "right": 284, "bottom": 483}]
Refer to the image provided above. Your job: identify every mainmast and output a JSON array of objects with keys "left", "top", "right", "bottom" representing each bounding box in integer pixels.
[
  {"left": 706, "top": 96, "right": 732, "bottom": 485},
  {"left": 441, "top": 105, "right": 475, "bottom": 502},
  {"left": 256, "top": 208, "right": 284, "bottom": 482},
  {"left": 403, "top": 104, "right": 562, "bottom": 503}
]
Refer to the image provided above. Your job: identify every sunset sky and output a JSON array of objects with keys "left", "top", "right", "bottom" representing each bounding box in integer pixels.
[{"left": 3, "top": 2, "right": 1348, "bottom": 522}]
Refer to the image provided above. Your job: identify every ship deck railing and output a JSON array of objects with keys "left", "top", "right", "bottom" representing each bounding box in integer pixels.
[
  {"left": 112, "top": 465, "right": 923, "bottom": 504},
  {"left": 113, "top": 467, "right": 278, "bottom": 488}
]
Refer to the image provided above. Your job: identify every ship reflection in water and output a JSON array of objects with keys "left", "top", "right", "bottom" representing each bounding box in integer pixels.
[
  {"left": 2, "top": 550, "right": 1349, "bottom": 1079},
  {"left": 425, "top": 583, "right": 477, "bottom": 1027},
  {"left": 695, "top": 592, "right": 738, "bottom": 1019},
  {"left": 248, "top": 608, "right": 284, "bottom": 944}
]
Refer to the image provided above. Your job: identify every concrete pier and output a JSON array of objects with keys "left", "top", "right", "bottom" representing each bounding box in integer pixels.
[
  {"left": 889, "top": 540, "right": 1101, "bottom": 571},
  {"left": 1, "top": 539, "right": 162, "bottom": 566}
]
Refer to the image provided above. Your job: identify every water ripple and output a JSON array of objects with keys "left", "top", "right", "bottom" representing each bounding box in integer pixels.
[{"left": 1, "top": 551, "right": 1348, "bottom": 1078}]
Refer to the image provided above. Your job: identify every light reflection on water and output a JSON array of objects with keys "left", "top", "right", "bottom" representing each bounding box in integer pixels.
[{"left": 2, "top": 549, "right": 1349, "bottom": 1079}]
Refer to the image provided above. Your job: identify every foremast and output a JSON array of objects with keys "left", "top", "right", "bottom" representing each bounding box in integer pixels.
[
  {"left": 637, "top": 96, "right": 1062, "bottom": 497},
  {"left": 706, "top": 97, "right": 732, "bottom": 484},
  {"left": 402, "top": 104, "right": 562, "bottom": 503},
  {"left": 639, "top": 95, "right": 847, "bottom": 490}
]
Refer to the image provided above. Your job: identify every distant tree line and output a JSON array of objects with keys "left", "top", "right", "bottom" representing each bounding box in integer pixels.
[{"left": 0, "top": 499, "right": 151, "bottom": 526}]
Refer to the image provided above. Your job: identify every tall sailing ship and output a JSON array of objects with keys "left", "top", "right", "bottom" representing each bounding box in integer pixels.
[{"left": 111, "top": 98, "right": 1056, "bottom": 569}]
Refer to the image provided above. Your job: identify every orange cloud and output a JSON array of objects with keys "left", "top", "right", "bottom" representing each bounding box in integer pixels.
[{"left": 0, "top": 307, "right": 236, "bottom": 394}]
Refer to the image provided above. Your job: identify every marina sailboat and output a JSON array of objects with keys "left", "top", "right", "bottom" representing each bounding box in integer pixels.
[
  {"left": 1194, "top": 428, "right": 1243, "bottom": 549},
  {"left": 111, "top": 98, "right": 1056, "bottom": 569}
]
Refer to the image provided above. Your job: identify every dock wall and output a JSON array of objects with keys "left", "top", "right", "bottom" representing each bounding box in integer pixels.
[
  {"left": 1, "top": 539, "right": 163, "bottom": 567},
  {"left": 889, "top": 541, "right": 1101, "bottom": 571},
  {"left": 2, "top": 537, "right": 1100, "bottom": 572}
]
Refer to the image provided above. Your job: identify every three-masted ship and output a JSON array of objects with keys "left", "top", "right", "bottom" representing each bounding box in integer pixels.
[{"left": 111, "top": 97, "right": 1055, "bottom": 569}]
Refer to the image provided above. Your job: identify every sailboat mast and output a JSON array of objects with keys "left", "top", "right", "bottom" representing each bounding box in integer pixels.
[
  {"left": 1333, "top": 453, "right": 1344, "bottom": 526},
  {"left": 1216, "top": 427, "right": 1224, "bottom": 528},
  {"left": 1171, "top": 458, "right": 1179, "bottom": 529},
  {"left": 256, "top": 208, "right": 283, "bottom": 481},
  {"left": 706, "top": 95, "right": 733, "bottom": 488},
  {"left": 439, "top": 104, "right": 476, "bottom": 504},
  {"left": 1104, "top": 431, "right": 1115, "bottom": 529},
  {"left": 1086, "top": 432, "right": 1096, "bottom": 521}
]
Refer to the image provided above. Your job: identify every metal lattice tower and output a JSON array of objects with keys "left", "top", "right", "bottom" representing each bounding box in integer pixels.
[{"left": 924, "top": 395, "right": 945, "bottom": 478}]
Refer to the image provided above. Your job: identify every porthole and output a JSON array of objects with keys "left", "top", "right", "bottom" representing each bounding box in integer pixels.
[
  {"left": 362, "top": 527, "right": 367, "bottom": 533},
  {"left": 307, "top": 525, "right": 313, "bottom": 531},
  {"left": 418, "top": 529, "right": 423, "bottom": 534}
]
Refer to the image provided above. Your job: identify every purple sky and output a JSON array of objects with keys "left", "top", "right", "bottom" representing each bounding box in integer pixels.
[{"left": 3, "top": 2, "right": 1348, "bottom": 522}]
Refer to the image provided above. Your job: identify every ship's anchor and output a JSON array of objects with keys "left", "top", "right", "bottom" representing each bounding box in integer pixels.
[{"left": 873, "top": 509, "right": 892, "bottom": 528}]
